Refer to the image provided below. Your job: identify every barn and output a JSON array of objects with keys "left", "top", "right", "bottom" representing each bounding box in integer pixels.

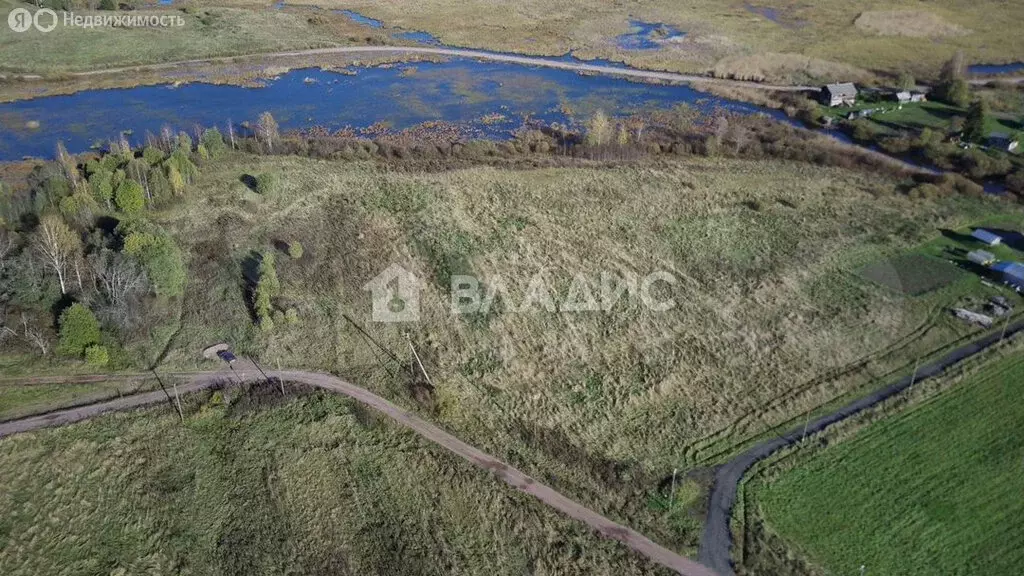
[{"left": 820, "top": 83, "right": 858, "bottom": 107}]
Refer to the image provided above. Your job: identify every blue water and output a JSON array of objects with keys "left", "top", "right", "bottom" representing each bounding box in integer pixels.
[
  {"left": 0, "top": 60, "right": 786, "bottom": 161},
  {"left": 968, "top": 62, "right": 1024, "bottom": 76},
  {"left": 336, "top": 9, "right": 383, "bottom": 28},
  {"left": 616, "top": 20, "right": 685, "bottom": 51}
]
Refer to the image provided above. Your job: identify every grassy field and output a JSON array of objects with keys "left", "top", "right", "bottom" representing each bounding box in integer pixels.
[
  {"left": 85, "top": 151, "right": 1015, "bottom": 544},
  {"left": 860, "top": 253, "right": 964, "bottom": 296},
  {"left": 3, "top": 150, "right": 1022, "bottom": 553},
  {"left": 823, "top": 100, "right": 1023, "bottom": 140},
  {"left": 3, "top": 0, "right": 1024, "bottom": 82},
  {"left": 0, "top": 378, "right": 157, "bottom": 421},
  {"left": 0, "top": 0, "right": 362, "bottom": 74},
  {"left": 748, "top": 349, "right": 1024, "bottom": 576},
  {"left": 0, "top": 386, "right": 668, "bottom": 575},
  {"left": 296, "top": 0, "right": 1024, "bottom": 81}
]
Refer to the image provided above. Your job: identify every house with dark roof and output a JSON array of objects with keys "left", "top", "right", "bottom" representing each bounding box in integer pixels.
[{"left": 820, "top": 83, "right": 858, "bottom": 107}]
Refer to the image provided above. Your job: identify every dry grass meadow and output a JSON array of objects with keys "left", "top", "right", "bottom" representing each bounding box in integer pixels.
[
  {"left": 3, "top": 0, "right": 1024, "bottom": 82},
  {"left": 0, "top": 387, "right": 668, "bottom": 576},
  {"left": 110, "top": 151, "right": 1016, "bottom": 550},
  {"left": 295, "top": 0, "right": 1024, "bottom": 81}
]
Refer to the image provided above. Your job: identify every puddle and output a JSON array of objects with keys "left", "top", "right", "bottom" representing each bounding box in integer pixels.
[
  {"left": 968, "top": 63, "right": 1024, "bottom": 76},
  {"left": 615, "top": 20, "right": 685, "bottom": 51}
]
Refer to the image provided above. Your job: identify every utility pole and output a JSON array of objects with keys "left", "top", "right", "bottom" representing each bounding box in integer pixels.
[
  {"left": 801, "top": 410, "right": 812, "bottom": 444},
  {"left": 150, "top": 366, "right": 183, "bottom": 422},
  {"left": 407, "top": 334, "right": 434, "bottom": 388},
  {"left": 1000, "top": 311, "right": 1012, "bottom": 344},
  {"left": 908, "top": 355, "right": 922, "bottom": 393},
  {"left": 250, "top": 357, "right": 283, "bottom": 395}
]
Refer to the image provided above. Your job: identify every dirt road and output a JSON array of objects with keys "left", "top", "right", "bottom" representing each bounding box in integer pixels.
[
  {"left": 9, "top": 45, "right": 810, "bottom": 93},
  {"left": 0, "top": 364, "right": 720, "bottom": 576},
  {"left": 697, "top": 318, "right": 1024, "bottom": 575}
]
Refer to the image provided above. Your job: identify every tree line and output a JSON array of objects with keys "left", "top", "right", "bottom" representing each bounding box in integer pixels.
[{"left": 0, "top": 126, "right": 227, "bottom": 367}]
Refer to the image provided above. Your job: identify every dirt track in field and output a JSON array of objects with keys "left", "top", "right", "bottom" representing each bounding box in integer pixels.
[{"left": 0, "top": 363, "right": 720, "bottom": 576}]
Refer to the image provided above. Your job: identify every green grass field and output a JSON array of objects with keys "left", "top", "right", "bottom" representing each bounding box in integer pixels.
[
  {"left": 750, "top": 350, "right": 1024, "bottom": 576},
  {"left": 824, "top": 100, "right": 1023, "bottom": 141},
  {"left": 860, "top": 253, "right": 965, "bottom": 295},
  {"left": 0, "top": 387, "right": 667, "bottom": 575}
]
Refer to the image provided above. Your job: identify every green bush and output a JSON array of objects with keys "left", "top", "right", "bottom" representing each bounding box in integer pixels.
[
  {"left": 254, "top": 172, "right": 279, "bottom": 195},
  {"left": 142, "top": 146, "right": 165, "bottom": 166},
  {"left": 98, "top": 0, "right": 116, "bottom": 10},
  {"left": 287, "top": 241, "right": 304, "bottom": 259},
  {"left": 114, "top": 180, "right": 145, "bottom": 214},
  {"left": 84, "top": 345, "right": 109, "bottom": 367},
  {"left": 196, "top": 144, "right": 210, "bottom": 161},
  {"left": 200, "top": 127, "right": 227, "bottom": 158},
  {"left": 58, "top": 303, "right": 101, "bottom": 358},
  {"left": 100, "top": 154, "right": 122, "bottom": 172},
  {"left": 285, "top": 308, "right": 300, "bottom": 324},
  {"left": 120, "top": 222, "right": 187, "bottom": 298}
]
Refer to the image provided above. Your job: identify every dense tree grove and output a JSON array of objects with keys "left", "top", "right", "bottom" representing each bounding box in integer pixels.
[{"left": 0, "top": 126, "right": 214, "bottom": 369}]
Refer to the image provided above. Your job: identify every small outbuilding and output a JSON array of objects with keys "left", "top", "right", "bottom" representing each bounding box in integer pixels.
[
  {"left": 972, "top": 229, "right": 1003, "bottom": 246},
  {"left": 967, "top": 250, "right": 996, "bottom": 266},
  {"left": 820, "top": 82, "right": 858, "bottom": 107},
  {"left": 992, "top": 261, "right": 1024, "bottom": 291},
  {"left": 894, "top": 90, "right": 912, "bottom": 104}
]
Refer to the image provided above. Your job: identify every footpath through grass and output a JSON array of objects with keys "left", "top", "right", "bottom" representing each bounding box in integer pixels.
[{"left": 753, "top": 350, "right": 1024, "bottom": 576}]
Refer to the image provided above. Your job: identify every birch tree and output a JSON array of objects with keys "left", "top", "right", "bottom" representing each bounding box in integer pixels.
[
  {"left": 32, "top": 214, "right": 79, "bottom": 294},
  {"left": 256, "top": 112, "right": 279, "bottom": 153}
]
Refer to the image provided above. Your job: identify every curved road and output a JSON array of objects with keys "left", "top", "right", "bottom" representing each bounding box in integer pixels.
[
  {"left": 0, "top": 364, "right": 719, "bottom": 576},
  {"left": 697, "top": 318, "right": 1024, "bottom": 575}
]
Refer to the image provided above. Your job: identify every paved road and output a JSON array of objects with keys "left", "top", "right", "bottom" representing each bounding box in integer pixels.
[
  {"left": 697, "top": 318, "right": 1024, "bottom": 575},
  {"left": 0, "top": 363, "right": 720, "bottom": 576},
  {"left": 7, "top": 45, "right": 813, "bottom": 93}
]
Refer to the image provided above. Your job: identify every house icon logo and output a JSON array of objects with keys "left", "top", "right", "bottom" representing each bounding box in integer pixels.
[{"left": 362, "top": 263, "right": 422, "bottom": 322}]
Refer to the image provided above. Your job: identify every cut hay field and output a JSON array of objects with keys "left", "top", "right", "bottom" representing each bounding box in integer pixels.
[
  {"left": 748, "top": 349, "right": 1024, "bottom": 576},
  {"left": 129, "top": 151, "right": 1019, "bottom": 547},
  {"left": 0, "top": 386, "right": 666, "bottom": 576}
]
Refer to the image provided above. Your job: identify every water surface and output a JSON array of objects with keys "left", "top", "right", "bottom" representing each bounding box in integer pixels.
[{"left": 0, "top": 60, "right": 784, "bottom": 160}]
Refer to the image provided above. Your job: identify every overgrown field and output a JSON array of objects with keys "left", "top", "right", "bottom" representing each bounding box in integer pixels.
[
  {"left": 5, "top": 0, "right": 1024, "bottom": 82},
  {"left": 125, "top": 151, "right": 1017, "bottom": 545},
  {"left": 748, "top": 349, "right": 1024, "bottom": 576},
  {"left": 0, "top": 387, "right": 666, "bottom": 575},
  {"left": 296, "top": 0, "right": 1024, "bottom": 81},
  {"left": 4, "top": 145, "right": 1022, "bottom": 554}
]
